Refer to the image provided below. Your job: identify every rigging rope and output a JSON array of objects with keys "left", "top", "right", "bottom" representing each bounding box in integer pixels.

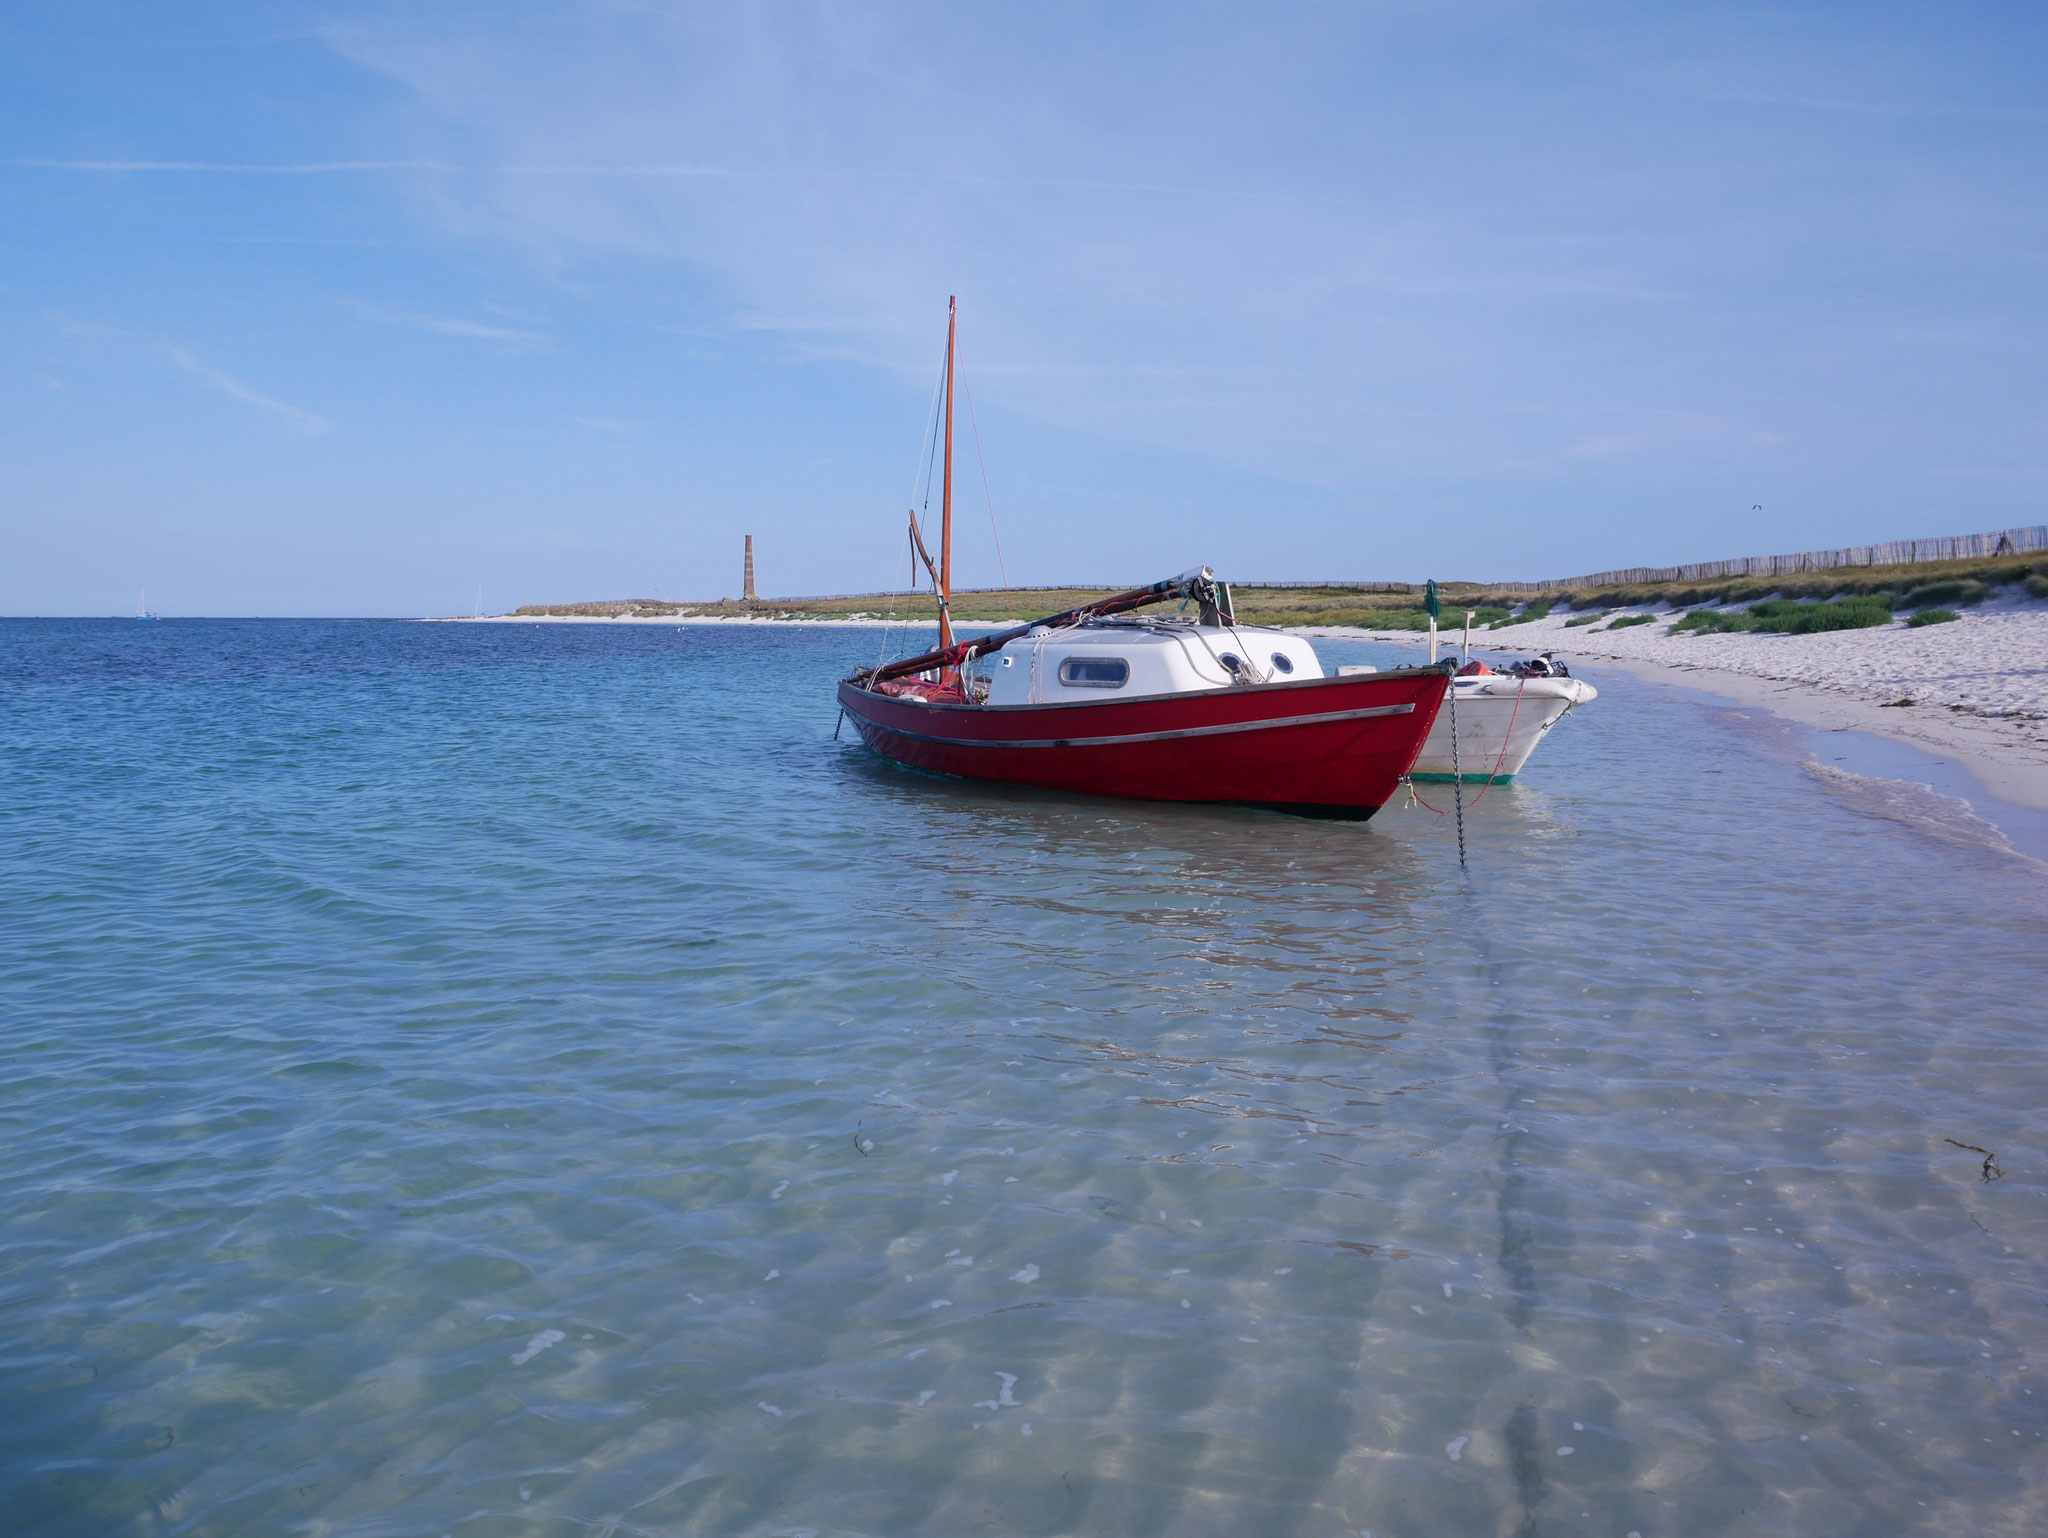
[
  {"left": 960, "top": 368, "right": 1009, "bottom": 590},
  {"left": 876, "top": 330, "right": 955, "bottom": 675}
]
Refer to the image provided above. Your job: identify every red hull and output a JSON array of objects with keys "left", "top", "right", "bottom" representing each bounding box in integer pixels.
[{"left": 837, "top": 666, "right": 1449, "bottom": 818}]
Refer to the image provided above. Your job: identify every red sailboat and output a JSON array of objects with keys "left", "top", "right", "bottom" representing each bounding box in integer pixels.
[{"left": 837, "top": 299, "right": 1451, "bottom": 819}]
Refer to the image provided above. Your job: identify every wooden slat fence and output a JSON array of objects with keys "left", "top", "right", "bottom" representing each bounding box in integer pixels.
[{"left": 1520, "top": 524, "right": 2047, "bottom": 592}]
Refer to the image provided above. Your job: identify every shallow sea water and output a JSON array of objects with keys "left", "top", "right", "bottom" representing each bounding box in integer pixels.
[{"left": 3, "top": 619, "right": 2045, "bottom": 1538}]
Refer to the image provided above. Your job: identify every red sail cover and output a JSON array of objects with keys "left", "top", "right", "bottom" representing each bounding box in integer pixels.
[{"left": 838, "top": 664, "right": 1449, "bottom": 819}]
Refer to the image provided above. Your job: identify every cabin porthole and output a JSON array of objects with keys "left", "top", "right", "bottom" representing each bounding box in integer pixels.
[
  {"left": 1001, "top": 655, "right": 1014, "bottom": 667},
  {"left": 1269, "top": 652, "right": 1295, "bottom": 675},
  {"left": 1058, "top": 656, "right": 1130, "bottom": 688},
  {"left": 1219, "top": 653, "right": 1244, "bottom": 676}
]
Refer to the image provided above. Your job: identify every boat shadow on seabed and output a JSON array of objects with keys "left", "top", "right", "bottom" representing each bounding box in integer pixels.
[
  {"left": 830, "top": 742, "right": 1440, "bottom": 886},
  {"left": 833, "top": 709, "right": 1579, "bottom": 858}
]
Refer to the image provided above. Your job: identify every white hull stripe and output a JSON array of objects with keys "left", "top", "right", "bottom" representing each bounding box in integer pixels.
[{"left": 844, "top": 700, "right": 1414, "bottom": 751}]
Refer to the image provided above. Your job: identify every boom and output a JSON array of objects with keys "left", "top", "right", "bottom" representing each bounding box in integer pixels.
[{"left": 859, "top": 566, "right": 1220, "bottom": 685}]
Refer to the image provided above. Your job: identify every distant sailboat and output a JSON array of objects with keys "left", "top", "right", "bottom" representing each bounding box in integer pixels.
[{"left": 136, "top": 587, "right": 159, "bottom": 620}]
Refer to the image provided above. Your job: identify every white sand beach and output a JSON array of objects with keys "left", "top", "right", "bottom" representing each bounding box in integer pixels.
[{"left": 1315, "top": 590, "right": 2048, "bottom": 811}]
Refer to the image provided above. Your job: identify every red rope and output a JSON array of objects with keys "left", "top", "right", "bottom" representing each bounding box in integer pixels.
[
  {"left": 1407, "top": 677, "right": 1526, "bottom": 815},
  {"left": 1463, "top": 677, "right": 1524, "bottom": 808}
]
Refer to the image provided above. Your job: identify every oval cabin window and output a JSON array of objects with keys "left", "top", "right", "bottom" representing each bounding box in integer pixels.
[
  {"left": 1269, "top": 652, "right": 1295, "bottom": 675},
  {"left": 1058, "top": 656, "right": 1130, "bottom": 688}
]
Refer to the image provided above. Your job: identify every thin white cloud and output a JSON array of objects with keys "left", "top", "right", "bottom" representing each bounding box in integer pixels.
[
  {"left": 313, "top": 6, "right": 1768, "bottom": 482},
  {"left": 163, "top": 347, "right": 330, "bottom": 432},
  {"left": 8, "top": 157, "right": 734, "bottom": 178},
  {"left": 10, "top": 158, "right": 461, "bottom": 174},
  {"left": 415, "top": 314, "right": 543, "bottom": 343},
  {"left": 212, "top": 0, "right": 2042, "bottom": 531},
  {"left": 1933, "top": 465, "right": 2048, "bottom": 483},
  {"left": 344, "top": 299, "right": 549, "bottom": 347}
]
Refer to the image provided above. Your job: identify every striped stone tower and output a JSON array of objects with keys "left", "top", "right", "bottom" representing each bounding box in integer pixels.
[{"left": 743, "top": 535, "right": 756, "bottom": 601}]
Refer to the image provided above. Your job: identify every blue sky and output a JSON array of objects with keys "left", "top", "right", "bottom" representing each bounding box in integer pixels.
[{"left": 4, "top": 1, "right": 2045, "bottom": 615}]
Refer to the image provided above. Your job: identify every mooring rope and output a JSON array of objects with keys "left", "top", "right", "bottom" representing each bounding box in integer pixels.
[
  {"left": 1408, "top": 675, "right": 1527, "bottom": 817},
  {"left": 1463, "top": 676, "right": 1525, "bottom": 810}
]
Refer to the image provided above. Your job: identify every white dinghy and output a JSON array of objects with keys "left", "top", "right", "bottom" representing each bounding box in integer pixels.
[
  {"left": 1336, "top": 652, "right": 1595, "bottom": 784},
  {"left": 1416, "top": 658, "right": 1595, "bottom": 782}
]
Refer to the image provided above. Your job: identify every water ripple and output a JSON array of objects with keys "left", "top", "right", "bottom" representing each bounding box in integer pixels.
[{"left": 1, "top": 620, "right": 2043, "bottom": 1537}]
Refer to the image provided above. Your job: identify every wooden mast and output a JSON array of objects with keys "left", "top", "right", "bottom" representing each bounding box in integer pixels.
[{"left": 939, "top": 295, "right": 956, "bottom": 653}]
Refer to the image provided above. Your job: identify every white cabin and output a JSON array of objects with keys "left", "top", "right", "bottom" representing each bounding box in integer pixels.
[{"left": 979, "top": 618, "right": 1324, "bottom": 706}]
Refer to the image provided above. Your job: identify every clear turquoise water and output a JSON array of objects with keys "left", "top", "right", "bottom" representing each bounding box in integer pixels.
[{"left": 3, "top": 619, "right": 2044, "bottom": 1538}]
